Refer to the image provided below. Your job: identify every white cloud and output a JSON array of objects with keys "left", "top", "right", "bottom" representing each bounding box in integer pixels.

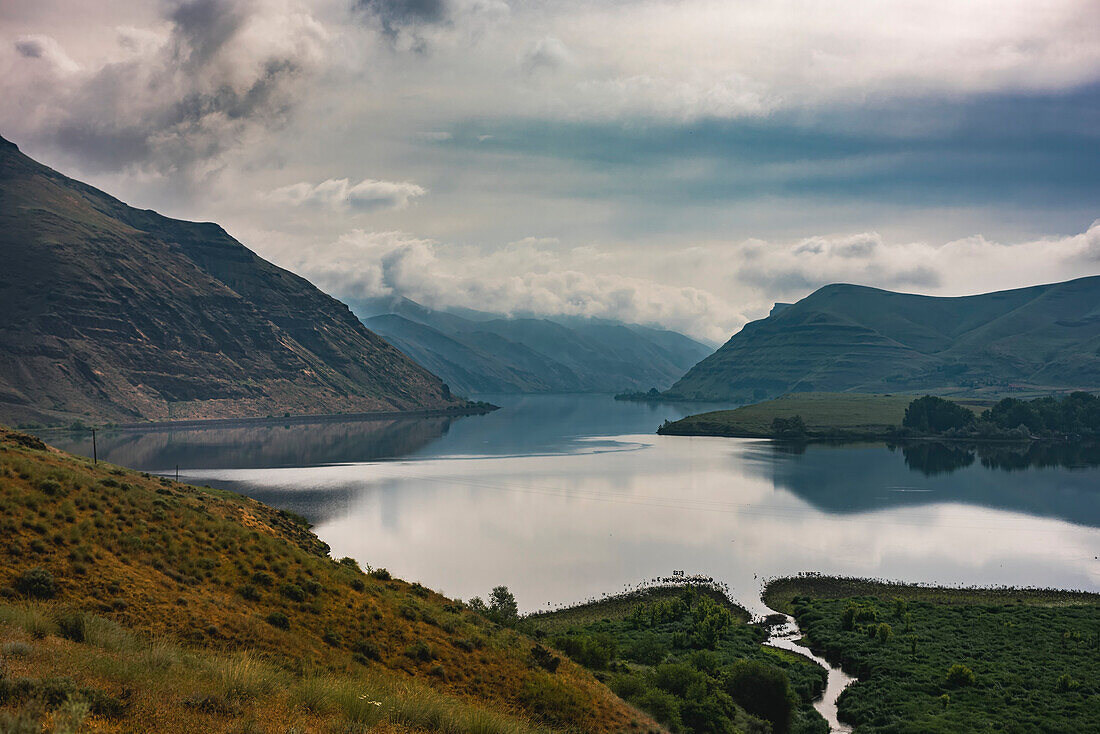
[
  {"left": 285, "top": 222, "right": 1100, "bottom": 344},
  {"left": 266, "top": 177, "right": 427, "bottom": 211}
]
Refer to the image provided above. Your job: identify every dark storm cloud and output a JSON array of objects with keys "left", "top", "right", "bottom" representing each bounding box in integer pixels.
[
  {"left": 170, "top": 0, "right": 248, "bottom": 68},
  {"left": 18, "top": 0, "right": 319, "bottom": 175},
  {"left": 353, "top": 0, "right": 449, "bottom": 36},
  {"left": 14, "top": 37, "right": 44, "bottom": 58},
  {"left": 450, "top": 84, "right": 1100, "bottom": 212}
]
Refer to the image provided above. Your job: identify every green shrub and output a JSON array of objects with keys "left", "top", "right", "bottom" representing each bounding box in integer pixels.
[
  {"left": 251, "top": 571, "right": 274, "bottom": 587},
  {"left": 353, "top": 639, "right": 381, "bottom": 661},
  {"left": 56, "top": 612, "right": 86, "bottom": 643},
  {"left": 15, "top": 568, "right": 57, "bottom": 599},
  {"left": 404, "top": 640, "right": 435, "bottom": 662},
  {"left": 369, "top": 568, "right": 391, "bottom": 581},
  {"left": 236, "top": 584, "right": 261, "bottom": 602},
  {"left": 279, "top": 583, "right": 305, "bottom": 602},
  {"left": 265, "top": 612, "right": 290, "bottom": 630},
  {"left": 724, "top": 659, "right": 795, "bottom": 734},
  {"left": 946, "top": 664, "right": 976, "bottom": 687},
  {"left": 530, "top": 644, "right": 561, "bottom": 673}
]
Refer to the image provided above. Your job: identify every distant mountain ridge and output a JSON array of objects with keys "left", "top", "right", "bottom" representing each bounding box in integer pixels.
[
  {"left": 665, "top": 277, "right": 1100, "bottom": 401},
  {"left": 357, "top": 296, "right": 715, "bottom": 394},
  {"left": 0, "top": 136, "right": 463, "bottom": 425}
]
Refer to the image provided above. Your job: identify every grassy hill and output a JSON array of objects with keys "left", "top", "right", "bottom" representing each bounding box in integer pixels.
[
  {"left": 657, "top": 393, "right": 991, "bottom": 438},
  {"left": 0, "top": 427, "right": 657, "bottom": 732},
  {"left": 665, "top": 278, "right": 1100, "bottom": 402},
  {"left": 0, "top": 136, "right": 463, "bottom": 427}
]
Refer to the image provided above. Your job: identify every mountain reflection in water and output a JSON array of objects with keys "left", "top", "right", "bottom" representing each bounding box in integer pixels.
[{"left": 753, "top": 440, "right": 1100, "bottom": 528}]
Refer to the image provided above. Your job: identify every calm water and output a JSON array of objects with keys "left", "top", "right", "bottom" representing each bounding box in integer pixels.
[{"left": 50, "top": 394, "right": 1100, "bottom": 616}]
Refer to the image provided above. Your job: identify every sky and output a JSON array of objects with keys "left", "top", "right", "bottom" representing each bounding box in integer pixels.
[{"left": 2, "top": 0, "right": 1099, "bottom": 343}]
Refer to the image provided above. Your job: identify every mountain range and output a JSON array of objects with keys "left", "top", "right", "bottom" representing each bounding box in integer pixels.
[
  {"left": 665, "top": 277, "right": 1100, "bottom": 401},
  {"left": 0, "top": 136, "right": 463, "bottom": 426},
  {"left": 357, "top": 296, "right": 714, "bottom": 395}
]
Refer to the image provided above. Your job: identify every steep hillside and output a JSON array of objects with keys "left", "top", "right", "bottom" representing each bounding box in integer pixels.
[
  {"left": 0, "top": 136, "right": 463, "bottom": 427},
  {"left": 665, "top": 278, "right": 1100, "bottom": 401},
  {"left": 361, "top": 298, "right": 714, "bottom": 394},
  {"left": 0, "top": 427, "right": 656, "bottom": 732}
]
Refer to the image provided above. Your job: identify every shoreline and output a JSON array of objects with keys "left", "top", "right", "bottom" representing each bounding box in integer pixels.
[{"left": 30, "top": 402, "right": 499, "bottom": 435}]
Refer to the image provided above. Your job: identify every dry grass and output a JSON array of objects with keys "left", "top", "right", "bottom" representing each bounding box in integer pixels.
[{"left": 0, "top": 427, "right": 656, "bottom": 733}]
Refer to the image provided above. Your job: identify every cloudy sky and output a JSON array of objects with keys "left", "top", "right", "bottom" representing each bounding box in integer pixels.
[{"left": 3, "top": 0, "right": 1099, "bottom": 342}]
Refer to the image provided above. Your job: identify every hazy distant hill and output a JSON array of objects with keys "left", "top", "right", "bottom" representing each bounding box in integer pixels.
[
  {"left": 665, "top": 278, "right": 1100, "bottom": 401},
  {"left": 359, "top": 297, "right": 714, "bottom": 394},
  {"left": 0, "top": 136, "right": 463, "bottom": 425}
]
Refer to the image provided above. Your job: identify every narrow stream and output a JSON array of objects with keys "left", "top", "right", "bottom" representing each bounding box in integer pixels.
[{"left": 764, "top": 612, "right": 855, "bottom": 733}]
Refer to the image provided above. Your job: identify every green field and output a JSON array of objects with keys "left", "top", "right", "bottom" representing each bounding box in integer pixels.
[
  {"left": 764, "top": 576, "right": 1100, "bottom": 733},
  {"left": 526, "top": 584, "right": 829, "bottom": 734},
  {"left": 659, "top": 393, "right": 990, "bottom": 438}
]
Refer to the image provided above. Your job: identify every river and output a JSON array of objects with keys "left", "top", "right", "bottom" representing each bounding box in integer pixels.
[{"left": 48, "top": 393, "right": 1100, "bottom": 730}]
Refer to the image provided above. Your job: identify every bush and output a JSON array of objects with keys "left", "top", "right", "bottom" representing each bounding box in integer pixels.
[
  {"left": 265, "top": 612, "right": 290, "bottom": 630},
  {"left": 15, "top": 568, "right": 58, "bottom": 599},
  {"left": 946, "top": 664, "right": 976, "bottom": 687},
  {"left": 337, "top": 557, "right": 360, "bottom": 571},
  {"left": 404, "top": 640, "right": 435, "bottom": 662},
  {"left": 236, "top": 584, "right": 261, "bottom": 602},
  {"left": 358, "top": 638, "right": 385, "bottom": 660},
  {"left": 724, "top": 660, "right": 795, "bottom": 734},
  {"left": 279, "top": 583, "right": 305, "bottom": 602},
  {"left": 530, "top": 644, "right": 561, "bottom": 673},
  {"left": 57, "top": 612, "right": 86, "bottom": 643},
  {"left": 770, "top": 415, "right": 808, "bottom": 437},
  {"left": 251, "top": 571, "right": 274, "bottom": 588},
  {"left": 369, "top": 568, "right": 391, "bottom": 581},
  {"left": 903, "top": 396, "right": 975, "bottom": 433}
]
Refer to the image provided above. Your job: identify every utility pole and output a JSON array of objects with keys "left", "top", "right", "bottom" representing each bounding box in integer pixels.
[{"left": 92, "top": 428, "right": 97, "bottom": 465}]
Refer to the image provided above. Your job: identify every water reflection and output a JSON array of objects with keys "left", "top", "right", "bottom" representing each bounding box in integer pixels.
[
  {"left": 46, "top": 417, "right": 458, "bottom": 470},
  {"left": 752, "top": 441, "right": 1100, "bottom": 527},
  {"left": 41, "top": 396, "right": 1100, "bottom": 614}
]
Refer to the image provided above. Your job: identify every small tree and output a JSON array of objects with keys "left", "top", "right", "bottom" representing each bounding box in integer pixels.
[
  {"left": 488, "top": 585, "right": 519, "bottom": 625},
  {"left": 770, "top": 415, "right": 808, "bottom": 438},
  {"left": 946, "top": 664, "right": 976, "bottom": 687},
  {"left": 904, "top": 396, "right": 975, "bottom": 433}
]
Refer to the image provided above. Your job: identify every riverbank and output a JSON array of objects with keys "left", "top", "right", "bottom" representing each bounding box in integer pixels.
[
  {"left": 657, "top": 393, "right": 991, "bottom": 439},
  {"left": 763, "top": 575, "right": 1100, "bottom": 733},
  {"left": 27, "top": 401, "right": 499, "bottom": 436}
]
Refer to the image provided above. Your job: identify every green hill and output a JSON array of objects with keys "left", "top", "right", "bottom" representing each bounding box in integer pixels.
[
  {"left": 665, "top": 278, "right": 1100, "bottom": 402},
  {"left": 0, "top": 426, "right": 656, "bottom": 732},
  {"left": 0, "top": 136, "right": 463, "bottom": 427}
]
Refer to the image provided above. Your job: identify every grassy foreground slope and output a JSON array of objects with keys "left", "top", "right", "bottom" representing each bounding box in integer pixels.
[
  {"left": 0, "top": 427, "right": 656, "bottom": 733},
  {"left": 764, "top": 576, "right": 1100, "bottom": 734},
  {"left": 658, "top": 393, "right": 989, "bottom": 438}
]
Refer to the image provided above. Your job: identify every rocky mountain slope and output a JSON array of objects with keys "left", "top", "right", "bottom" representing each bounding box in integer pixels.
[
  {"left": 665, "top": 277, "right": 1100, "bottom": 401},
  {"left": 0, "top": 136, "right": 463, "bottom": 426},
  {"left": 360, "top": 297, "right": 714, "bottom": 394}
]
